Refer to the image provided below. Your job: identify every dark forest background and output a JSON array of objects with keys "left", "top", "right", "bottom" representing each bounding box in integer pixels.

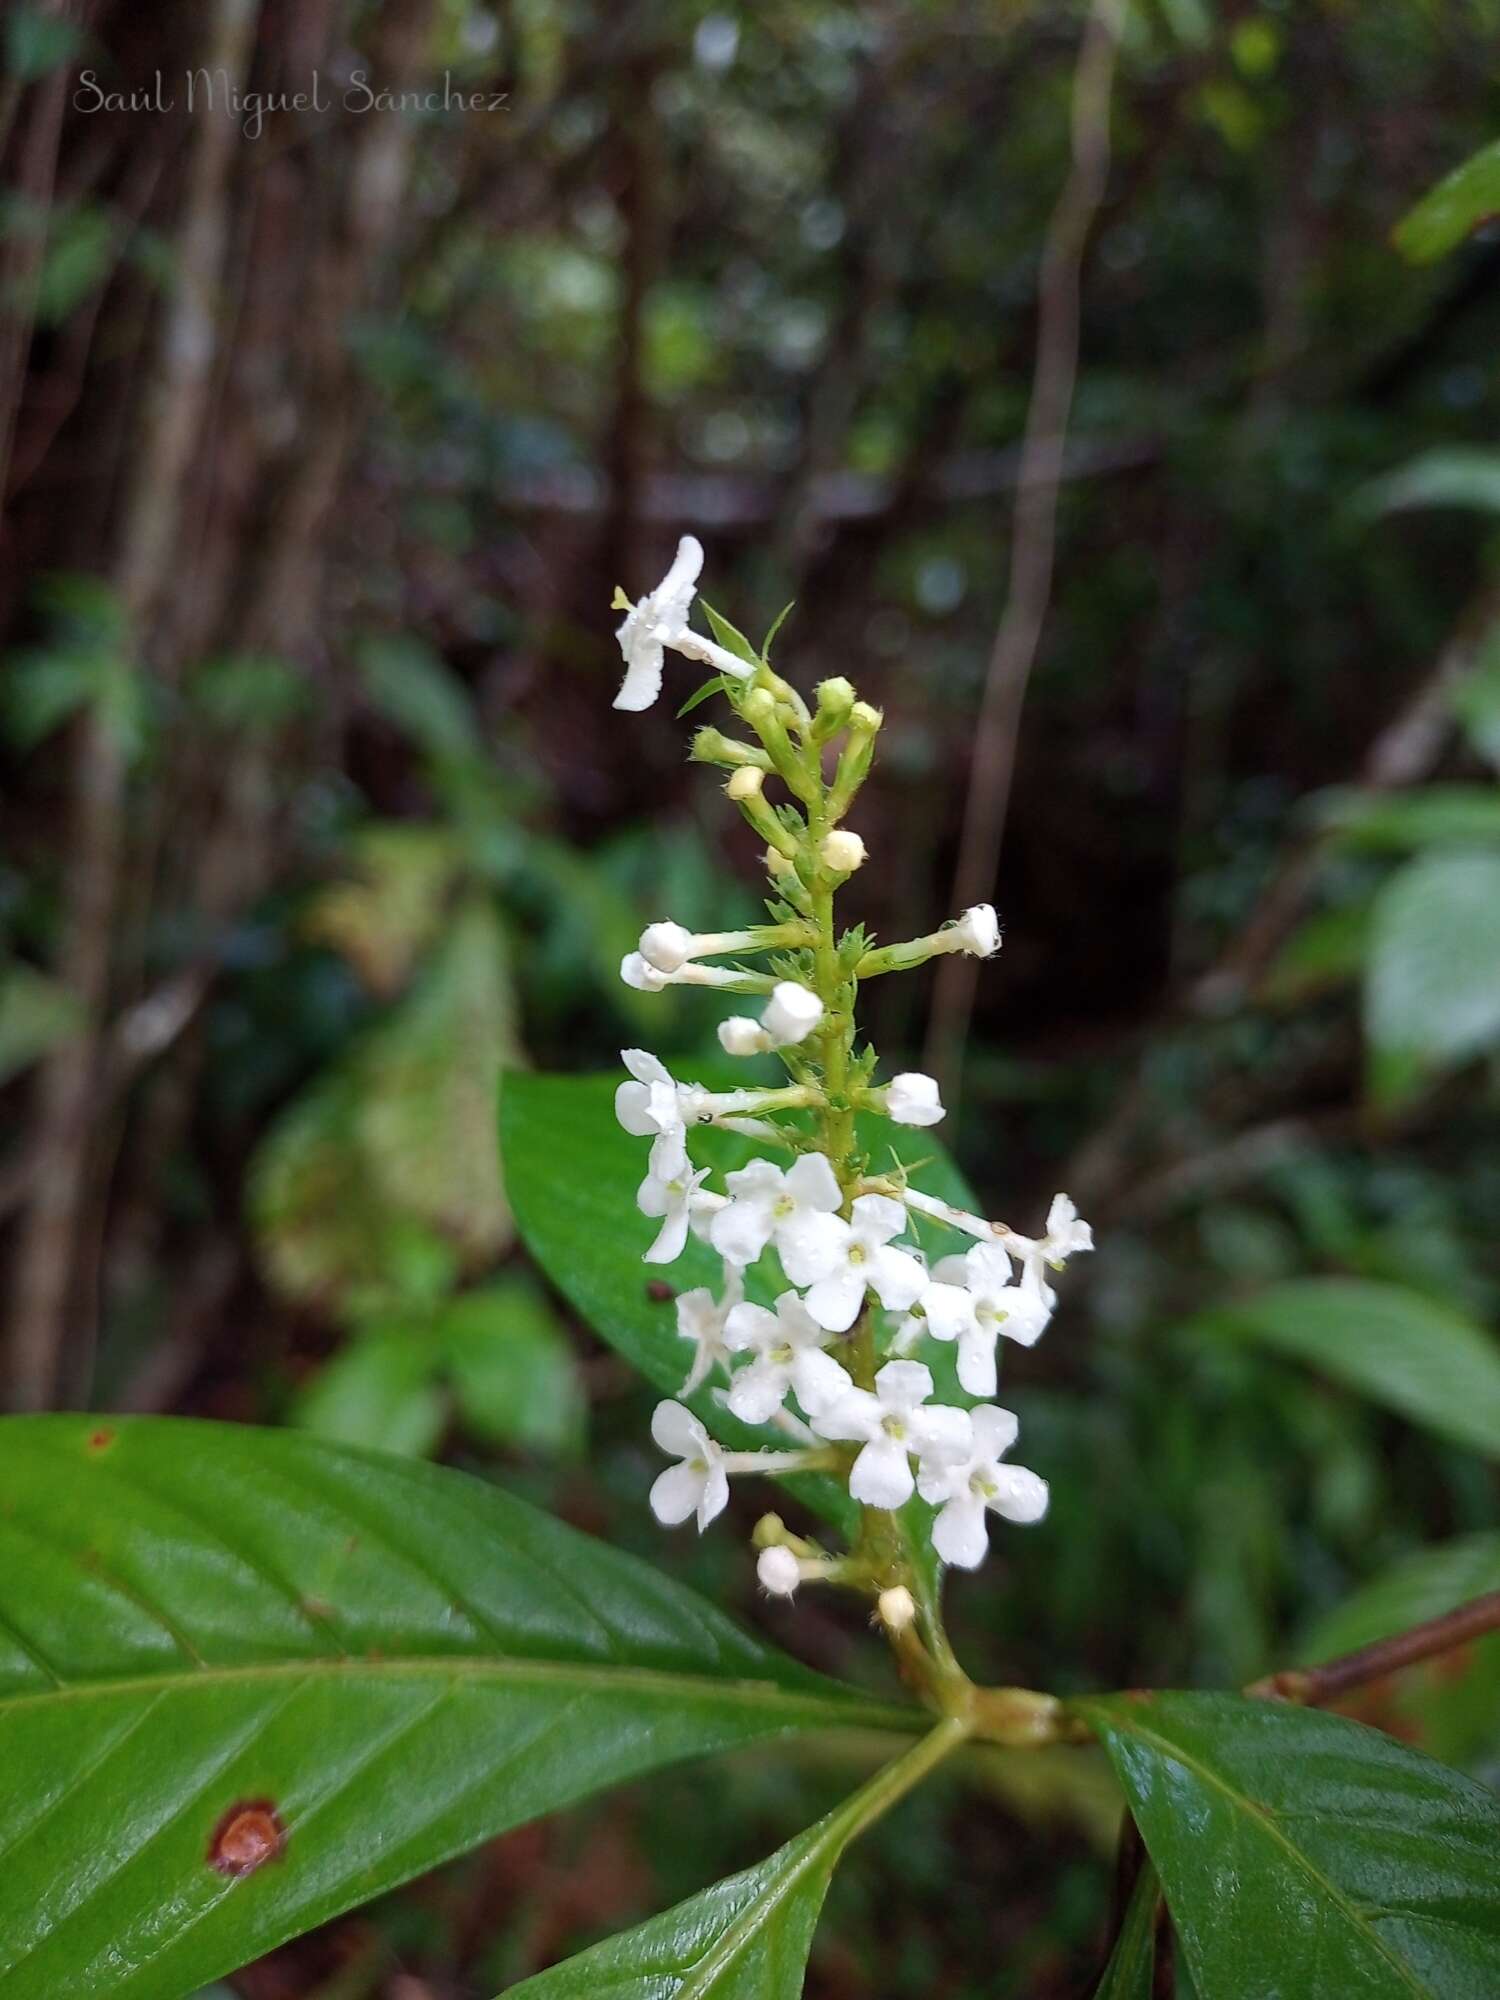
[{"left": 3, "top": 2, "right": 1500, "bottom": 1993}]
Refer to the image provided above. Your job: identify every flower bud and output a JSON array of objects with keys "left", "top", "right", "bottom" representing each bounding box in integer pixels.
[
  {"left": 718, "top": 1016, "right": 772, "bottom": 1058},
  {"left": 762, "top": 981, "right": 824, "bottom": 1046},
  {"left": 820, "top": 829, "right": 867, "bottom": 875},
  {"left": 877, "top": 1585, "right": 917, "bottom": 1634},
  {"left": 621, "top": 951, "right": 669, "bottom": 992},
  {"left": 885, "top": 1071, "right": 945, "bottom": 1127},
  {"left": 752, "top": 1512, "right": 788, "bottom": 1550},
  {"left": 639, "top": 921, "right": 695, "bottom": 973},
  {"left": 953, "top": 903, "right": 1001, "bottom": 958},
  {"left": 757, "top": 1546, "right": 802, "bottom": 1597},
  {"left": 849, "top": 700, "right": 883, "bottom": 734},
  {"left": 741, "top": 687, "right": 777, "bottom": 725},
  {"left": 692, "top": 726, "right": 769, "bottom": 770},
  {"left": 726, "top": 765, "right": 764, "bottom": 801},
  {"left": 766, "top": 845, "right": 794, "bottom": 877},
  {"left": 811, "top": 676, "right": 856, "bottom": 742}
]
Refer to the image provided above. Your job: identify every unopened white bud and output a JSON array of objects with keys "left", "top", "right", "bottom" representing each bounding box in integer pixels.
[
  {"left": 885, "top": 1072, "right": 945, "bottom": 1127},
  {"left": 761, "top": 980, "right": 824, "bottom": 1046},
  {"left": 727, "top": 765, "right": 764, "bottom": 801},
  {"left": 820, "top": 829, "right": 867, "bottom": 874},
  {"left": 757, "top": 1545, "right": 802, "bottom": 1597},
  {"left": 878, "top": 1585, "right": 917, "bottom": 1633},
  {"left": 639, "top": 920, "right": 696, "bottom": 973},
  {"left": 621, "top": 951, "right": 670, "bottom": 992},
  {"left": 718, "top": 1016, "right": 772, "bottom": 1058},
  {"left": 953, "top": 904, "right": 1001, "bottom": 958},
  {"left": 765, "top": 846, "right": 793, "bottom": 877}
]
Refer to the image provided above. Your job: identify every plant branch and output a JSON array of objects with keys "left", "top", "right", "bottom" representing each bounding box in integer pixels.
[
  {"left": 1246, "top": 1590, "right": 1500, "bottom": 1708},
  {"left": 925, "top": 0, "right": 1129, "bottom": 1100}
]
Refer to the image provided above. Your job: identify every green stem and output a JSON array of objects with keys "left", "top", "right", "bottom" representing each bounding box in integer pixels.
[{"left": 820, "top": 1713, "right": 971, "bottom": 1847}]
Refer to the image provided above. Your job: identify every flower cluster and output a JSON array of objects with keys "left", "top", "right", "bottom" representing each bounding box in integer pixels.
[{"left": 609, "top": 539, "right": 1092, "bottom": 1598}]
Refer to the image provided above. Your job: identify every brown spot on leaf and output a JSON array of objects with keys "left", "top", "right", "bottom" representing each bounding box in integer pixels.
[
  {"left": 208, "top": 1800, "right": 287, "bottom": 1877},
  {"left": 645, "top": 1281, "right": 675, "bottom": 1303},
  {"left": 299, "top": 1595, "right": 333, "bottom": 1623},
  {"left": 86, "top": 1428, "right": 115, "bottom": 1454}
]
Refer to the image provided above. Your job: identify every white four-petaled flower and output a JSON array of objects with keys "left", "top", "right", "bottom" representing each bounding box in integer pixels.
[
  {"left": 613, "top": 536, "right": 754, "bottom": 712},
  {"left": 919, "top": 1242, "right": 1051, "bottom": 1397},
  {"left": 952, "top": 904, "right": 1001, "bottom": 958},
  {"left": 811, "top": 1359, "right": 971, "bottom": 1508},
  {"left": 722, "top": 1289, "right": 847, "bottom": 1424},
  {"left": 917, "top": 1404, "right": 1048, "bottom": 1568},
  {"left": 649, "top": 1400, "right": 728, "bottom": 1530},
  {"left": 785, "top": 1192, "right": 926, "bottom": 1333},
  {"left": 614, "top": 1048, "right": 703, "bottom": 1179},
  {"left": 673, "top": 1263, "right": 744, "bottom": 1394},
  {"left": 885, "top": 1072, "right": 945, "bottom": 1128},
  {"left": 710, "top": 1153, "right": 844, "bottom": 1270},
  {"left": 638, "top": 1162, "right": 711, "bottom": 1265}
]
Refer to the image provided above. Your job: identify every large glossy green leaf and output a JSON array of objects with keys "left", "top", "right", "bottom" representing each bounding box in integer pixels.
[
  {"left": 1093, "top": 1859, "right": 1158, "bottom": 1999},
  {"left": 1365, "top": 850, "right": 1500, "bottom": 1084},
  {"left": 1302, "top": 1531, "right": 1500, "bottom": 1662},
  {"left": 0, "top": 1417, "right": 915, "bottom": 1999},
  {"left": 1077, "top": 1692, "right": 1500, "bottom": 1997},
  {"left": 1393, "top": 138, "right": 1500, "bottom": 263},
  {"left": 1200, "top": 1277, "right": 1500, "bottom": 1458}
]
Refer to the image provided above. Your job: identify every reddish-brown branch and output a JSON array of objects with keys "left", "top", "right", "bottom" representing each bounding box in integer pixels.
[{"left": 1247, "top": 1590, "right": 1500, "bottom": 1709}]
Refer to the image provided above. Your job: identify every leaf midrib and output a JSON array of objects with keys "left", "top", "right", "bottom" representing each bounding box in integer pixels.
[
  {"left": 0, "top": 1651, "right": 921, "bottom": 1731},
  {"left": 1089, "top": 1708, "right": 1433, "bottom": 1999}
]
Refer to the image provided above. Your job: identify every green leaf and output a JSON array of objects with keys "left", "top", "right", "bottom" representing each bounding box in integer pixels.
[
  {"left": 357, "top": 633, "right": 482, "bottom": 767},
  {"left": 0, "top": 1416, "right": 914, "bottom": 1999},
  {"left": 676, "top": 674, "right": 729, "bottom": 718},
  {"left": 302, "top": 823, "right": 465, "bottom": 998},
  {"left": 292, "top": 1331, "right": 448, "bottom": 1457},
  {"left": 1261, "top": 901, "right": 1374, "bottom": 1004},
  {"left": 699, "top": 602, "right": 762, "bottom": 669},
  {"left": 0, "top": 963, "right": 82, "bottom": 1085},
  {"left": 439, "top": 1277, "right": 585, "bottom": 1456},
  {"left": 1365, "top": 850, "right": 1500, "bottom": 1084},
  {"left": 1302, "top": 1531, "right": 1500, "bottom": 1662},
  {"left": 500, "top": 1721, "right": 961, "bottom": 1999},
  {"left": 1359, "top": 448, "right": 1500, "bottom": 518},
  {"left": 1093, "top": 1859, "right": 1158, "bottom": 1999},
  {"left": 1319, "top": 786, "right": 1500, "bottom": 853},
  {"left": 1201, "top": 1277, "right": 1500, "bottom": 1458},
  {"left": 1394, "top": 138, "right": 1500, "bottom": 264},
  {"left": 1077, "top": 1692, "right": 1500, "bottom": 1997},
  {"left": 760, "top": 601, "right": 796, "bottom": 658}
]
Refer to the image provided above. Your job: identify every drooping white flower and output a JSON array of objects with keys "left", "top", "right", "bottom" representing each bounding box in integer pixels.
[
  {"left": 613, "top": 536, "right": 756, "bottom": 712},
  {"left": 952, "top": 904, "right": 1001, "bottom": 958},
  {"left": 786, "top": 1193, "right": 927, "bottom": 1334},
  {"left": 638, "top": 1162, "right": 711, "bottom": 1265},
  {"left": 673, "top": 1263, "right": 744, "bottom": 1394},
  {"left": 615, "top": 1048, "right": 705, "bottom": 1180},
  {"left": 621, "top": 952, "right": 767, "bottom": 994},
  {"left": 811, "top": 1359, "right": 971, "bottom": 1508},
  {"left": 760, "top": 981, "right": 824, "bottom": 1047},
  {"left": 884, "top": 1072, "right": 945, "bottom": 1128},
  {"left": 649, "top": 1400, "right": 728, "bottom": 1529},
  {"left": 757, "top": 1545, "right": 802, "bottom": 1596},
  {"left": 1040, "top": 1192, "right": 1093, "bottom": 1264},
  {"left": 718, "top": 1015, "right": 773, "bottom": 1057},
  {"left": 722, "top": 1290, "right": 847, "bottom": 1425},
  {"left": 917, "top": 1404, "right": 1048, "bottom": 1568},
  {"left": 710, "top": 1152, "right": 844, "bottom": 1270},
  {"left": 919, "top": 1242, "right": 1051, "bottom": 1398}
]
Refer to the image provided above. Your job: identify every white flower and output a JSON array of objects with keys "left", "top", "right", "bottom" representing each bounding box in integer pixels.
[
  {"left": 718, "top": 1015, "right": 773, "bottom": 1057},
  {"left": 674, "top": 1264, "right": 743, "bottom": 1395},
  {"left": 760, "top": 981, "right": 824, "bottom": 1047},
  {"left": 878, "top": 1585, "right": 916, "bottom": 1633},
  {"left": 1040, "top": 1192, "right": 1093, "bottom": 1264},
  {"left": 722, "top": 1290, "right": 847, "bottom": 1425},
  {"left": 811, "top": 1359, "right": 971, "bottom": 1509},
  {"left": 613, "top": 536, "right": 755, "bottom": 712},
  {"left": 615, "top": 1048, "right": 702, "bottom": 1180},
  {"left": 786, "top": 1193, "right": 927, "bottom": 1334},
  {"left": 757, "top": 1545, "right": 802, "bottom": 1596},
  {"left": 639, "top": 920, "right": 696, "bottom": 973},
  {"left": 710, "top": 1152, "right": 844, "bottom": 1270},
  {"left": 919, "top": 1242, "right": 1052, "bottom": 1398},
  {"left": 952, "top": 904, "right": 1001, "bottom": 958},
  {"left": 885, "top": 1072, "right": 945, "bottom": 1128},
  {"left": 614, "top": 537, "right": 705, "bottom": 713},
  {"left": 820, "top": 830, "right": 867, "bottom": 874},
  {"left": 649, "top": 1400, "right": 728, "bottom": 1530},
  {"left": 917, "top": 1404, "right": 1048, "bottom": 1568},
  {"left": 638, "top": 1162, "right": 711, "bottom": 1265}
]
